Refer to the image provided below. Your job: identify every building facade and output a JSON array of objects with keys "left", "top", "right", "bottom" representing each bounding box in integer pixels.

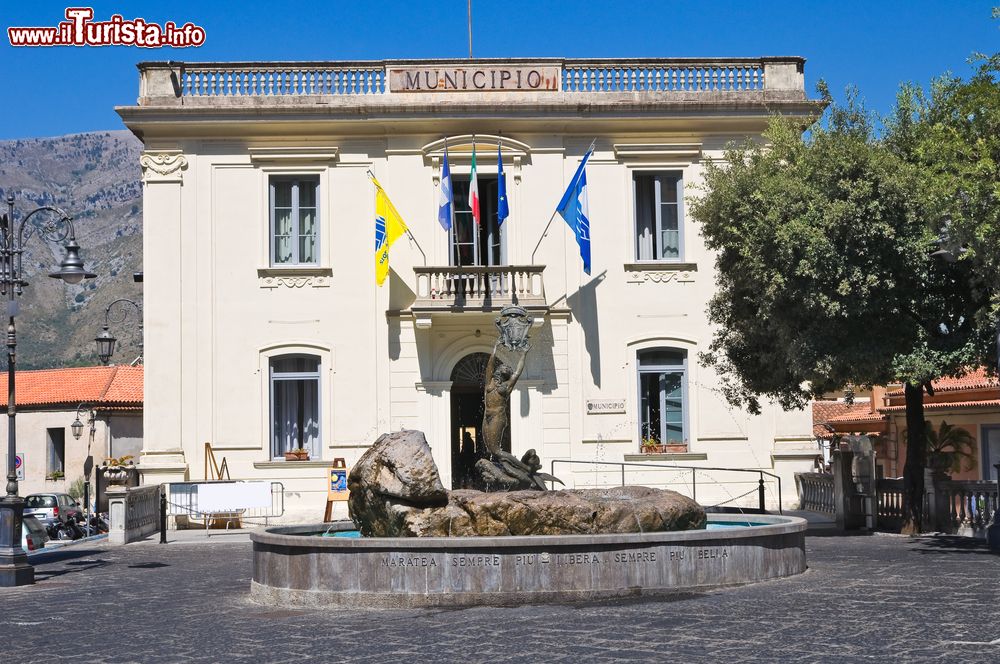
[
  {"left": 2, "top": 366, "right": 143, "bottom": 497},
  {"left": 119, "top": 58, "right": 822, "bottom": 521}
]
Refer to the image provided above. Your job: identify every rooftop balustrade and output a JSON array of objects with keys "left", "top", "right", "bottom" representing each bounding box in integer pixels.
[{"left": 134, "top": 57, "right": 806, "bottom": 102}]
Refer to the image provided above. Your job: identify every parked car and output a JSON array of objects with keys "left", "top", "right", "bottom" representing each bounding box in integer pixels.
[
  {"left": 23, "top": 493, "right": 81, "bottom": 525},
  {"left": 21, "top": 515, "right": 49, "bottom": 552}
]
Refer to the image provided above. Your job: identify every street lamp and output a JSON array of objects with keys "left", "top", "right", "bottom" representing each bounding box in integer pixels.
[
  {"left": 71, "top": 404, "right": 96, "bottom": 536},
  {"left": 94, "top": 298, "right": 142, "bottom": 365},
  {"left": 0, "top": 194, "right": 96, "bottom": 587}
]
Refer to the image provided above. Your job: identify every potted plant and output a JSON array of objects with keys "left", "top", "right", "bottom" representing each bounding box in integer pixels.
[
  {"left": 284, "top": 448, "right": 310, "bottom": 461},
  {"left": 102, "top": 455, "right": 135, "bottom": 485},
  {"left": 641, "top": 438, "right": 664, "bottom": 454},
  {"left": 925, "top": 420, "right": 976, "bottom": 475},
  {"left": 46, "top": 469, "right": 65, "bottom": 481}
]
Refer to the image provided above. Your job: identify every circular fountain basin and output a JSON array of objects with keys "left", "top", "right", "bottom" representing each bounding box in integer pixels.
[{"left": 250, "top": 514, "right": 807, "bottom": 608}]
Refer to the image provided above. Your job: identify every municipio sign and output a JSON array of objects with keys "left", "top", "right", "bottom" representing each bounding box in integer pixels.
[
  {"left": 389, "top": 65, "right": 560, "bottom": 93},
  {"left": 586, "top": 399, "right": 626, "bottom": 415}
]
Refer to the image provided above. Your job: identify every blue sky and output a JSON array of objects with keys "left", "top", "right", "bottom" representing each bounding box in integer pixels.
[{"left": 0, "top": 1, "right": 996, "bottom": 139}]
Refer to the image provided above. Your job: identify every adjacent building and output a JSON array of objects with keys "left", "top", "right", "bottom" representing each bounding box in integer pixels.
[
  {"left": 118, "top": 57, "right": 822, "bottom": 521},
  {"left": 816, "top": 369, "right": 1000, "bottom": 481},
  {"left": 3, "top": 365, "right": 143, "bottom": 497}
]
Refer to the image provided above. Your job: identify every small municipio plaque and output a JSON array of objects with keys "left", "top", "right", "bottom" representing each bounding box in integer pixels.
[{"left": 586, "top": 399, "right": 626, "bottom": 415}]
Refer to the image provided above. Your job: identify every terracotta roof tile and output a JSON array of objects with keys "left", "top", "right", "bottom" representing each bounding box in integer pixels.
[
  {"left": 101, "top": 365, "right": 143, "bottom": 403},
  {"left": 885, "top": 368, "right": 998, "bottom": 396},
  {"left": 879, "top": 399, "right": 1000, "bottom": 413},
  {"left": 813, "top": 401, "right": 851, "bottom": 437},
  {"left": 825, "top": 402, "right": 885, "bottom": 425},
  {"left": 0, "top": 365, "right": 143, "bottom": 408}
]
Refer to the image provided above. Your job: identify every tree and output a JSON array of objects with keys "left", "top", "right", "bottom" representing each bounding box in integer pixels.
[{"left": 690, "top": 79, "right": 996, "bottom": 533}]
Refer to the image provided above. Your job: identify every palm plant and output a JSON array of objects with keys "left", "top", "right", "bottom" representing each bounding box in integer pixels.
[{"left": 924, "top": 420, "right": 977, "bottom": 473}]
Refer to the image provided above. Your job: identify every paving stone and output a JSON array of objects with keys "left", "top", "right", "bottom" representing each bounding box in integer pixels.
[{"left": 1, "top": 533, "right": 998, "bottom": 663}]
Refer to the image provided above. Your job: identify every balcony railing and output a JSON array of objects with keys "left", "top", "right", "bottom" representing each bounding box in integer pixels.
[
  {"left": 413, "top": 265, "right": 546, "bottom": 311},
  {"left": 136, "top": 57, "right": 805, "bottom": 102}
]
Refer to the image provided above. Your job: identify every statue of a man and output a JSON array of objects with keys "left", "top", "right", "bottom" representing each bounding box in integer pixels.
[{"left": 482, "top": 339, "right": 527, "bottom": 458}]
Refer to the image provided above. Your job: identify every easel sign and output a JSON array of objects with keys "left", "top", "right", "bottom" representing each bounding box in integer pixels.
[{"left": 323, "top": 458, "right": 349, "bottom": 522}]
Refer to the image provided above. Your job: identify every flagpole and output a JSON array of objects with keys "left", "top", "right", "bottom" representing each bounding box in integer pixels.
[
  {"left": 467, "top": 0, "right": 473, "bottom": 59},
  {"left": 530, "top": 139, "right": 597, "bottom": 265},
  {"left": 367, "top": 169, "right": 427, "bottom": 266}
]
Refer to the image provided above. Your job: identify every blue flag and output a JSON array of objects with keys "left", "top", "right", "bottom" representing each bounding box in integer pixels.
[
  {"left": 437, "top": 146, "right": 453, "bottom": 231},
  {"left": 555, "top": 148, "right": 593, "bottom": 275},
  {"left": 497, "top": 141, "right": 509, "bottom": 225}
]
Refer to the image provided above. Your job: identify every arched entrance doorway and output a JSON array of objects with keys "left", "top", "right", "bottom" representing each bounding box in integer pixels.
[{"left": 450, "top": 352, "right": 493, "bottom": 489}]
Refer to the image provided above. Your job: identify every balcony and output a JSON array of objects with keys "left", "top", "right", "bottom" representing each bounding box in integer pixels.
[{"left": 409, "top": 265, "right": 547, "bottom": 325}]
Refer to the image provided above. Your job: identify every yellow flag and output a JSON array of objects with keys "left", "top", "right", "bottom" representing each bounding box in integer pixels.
[{"left": 372, "top": 176, "right": 409, "bottom": 286}]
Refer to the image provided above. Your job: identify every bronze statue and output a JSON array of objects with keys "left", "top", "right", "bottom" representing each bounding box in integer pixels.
[
  {"left": 481, "top": 339, "right": 526, "bottom": 458},
  {"left": 475, "top": 306, "right": 562, "bottom": 491}
]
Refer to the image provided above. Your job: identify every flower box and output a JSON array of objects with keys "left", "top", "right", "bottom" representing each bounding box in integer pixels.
[
  {"left": 641, "top": 442, "right": 688, "bottom": 454},
  {"left": 284, "top": 451, "right": 310, "bottom": 461}
]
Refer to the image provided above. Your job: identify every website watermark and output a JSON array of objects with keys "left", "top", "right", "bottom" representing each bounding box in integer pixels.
[{"left": 8, "top": 7, "right": 205, "bottom": 48}]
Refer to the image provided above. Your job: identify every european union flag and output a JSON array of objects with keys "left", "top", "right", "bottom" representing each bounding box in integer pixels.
[
  {"left": 555, "top": 147, "right": 593, "bottom": 275},
  {"left": 497, "top": 141, "right": 509, "bottom": 225}
]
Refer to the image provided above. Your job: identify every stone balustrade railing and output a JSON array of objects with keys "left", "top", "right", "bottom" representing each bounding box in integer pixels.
[
  {"left": 876, "top": 478, "right": 906, "bottom": 531},
  {"left": 107, "top": 484, "right": 162, "bottom": 545},
  {"left": 136, "top": 57, "right": 805, "bottom": 101},
  {"left": 562, "top": 59, "right": 766, "bottom": 92},
  {"left": 413, "top": 265, "right": 546, "bottom": 310},
  {"left": 794, "top": 472, "right": 835, "bottom": 514},
  {"left": 934, "top": 480, "right": 999, "bottom": 535},
  {"left": 179, "top": 63, "right": 386, "bottom": 97}
]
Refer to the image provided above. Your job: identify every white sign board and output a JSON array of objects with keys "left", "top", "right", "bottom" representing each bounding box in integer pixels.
[
  {"left": 197, "top": 481, "right": 271, "bottom": 513},
  {"left": 15, "top": 453, "right": 24, "bottom": 481},
  {"left": 586, "top": 399, "right": 626, "bottom": 415}
]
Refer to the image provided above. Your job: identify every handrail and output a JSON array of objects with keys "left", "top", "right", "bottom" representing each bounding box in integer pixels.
[
  {"left": 413, "top": 264, "right": 544, "bottom": 275},
  {"left": 550, "top": 459, "right": 782, "bottom": 514}
]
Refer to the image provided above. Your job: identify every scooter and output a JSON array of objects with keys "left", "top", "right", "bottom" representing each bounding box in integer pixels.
[
  {"left": 44, "top": 518, "right": 80, "bottom": 541},
  {"left": 85, "top": 512, "right": 109, "bottom": 534}
]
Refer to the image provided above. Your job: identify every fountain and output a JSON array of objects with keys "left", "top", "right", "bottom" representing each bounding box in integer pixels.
[{"left": 250, "top": 307, "right": 807, "bottom": 608}]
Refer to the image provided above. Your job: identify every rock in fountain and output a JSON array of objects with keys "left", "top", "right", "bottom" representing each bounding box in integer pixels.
[{"left": 348, "top": 428, "right": 705, "bottom": 537}]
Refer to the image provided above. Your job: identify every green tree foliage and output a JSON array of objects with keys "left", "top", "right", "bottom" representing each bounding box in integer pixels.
[{"left": 690, "top": 62, "right": 998, "bottom": 531}]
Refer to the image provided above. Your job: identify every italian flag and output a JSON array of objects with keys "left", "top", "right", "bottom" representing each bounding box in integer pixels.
[{"left": 469, "top": 143, "right": 480, "bottom": 225}]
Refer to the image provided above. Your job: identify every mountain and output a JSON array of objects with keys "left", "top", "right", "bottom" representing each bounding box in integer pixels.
[{"left": 0, "top": 130, "right": 143, "bottom": 369}]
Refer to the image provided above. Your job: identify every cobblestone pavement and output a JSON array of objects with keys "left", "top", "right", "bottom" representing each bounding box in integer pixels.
[{"left": 3, "top": 532, "right": 999, "bottom": 663}]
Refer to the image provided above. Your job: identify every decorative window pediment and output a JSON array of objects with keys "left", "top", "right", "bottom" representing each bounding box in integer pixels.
[{"left": 423, "top": 135, "right": 530, "bottom": 184}]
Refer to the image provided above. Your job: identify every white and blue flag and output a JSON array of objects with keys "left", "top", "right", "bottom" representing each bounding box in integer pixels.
[
  {"left": 437, "top": 145, "right": 453, "bottom": 231},
  {"left": 555, "top": 147, "right": 593, "bottom": 275}
]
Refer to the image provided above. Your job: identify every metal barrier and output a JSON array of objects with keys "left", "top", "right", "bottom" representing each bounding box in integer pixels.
[
  {"left": 165, "top": 481, "right": 284, "bottom": 536},
  {"left": 550, "top": 459, "right": 782, "bottom": 514}
]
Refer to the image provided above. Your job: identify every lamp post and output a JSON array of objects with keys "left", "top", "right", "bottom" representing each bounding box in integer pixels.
[
  {"left": 0, "top": 194, "right": 96, "bottom": 587},
  {"left": 94, "top": 298, "right": 142, "bottom": 365},
  {"left": 71, "top": 404, "right": 96, "bottom": 537}
]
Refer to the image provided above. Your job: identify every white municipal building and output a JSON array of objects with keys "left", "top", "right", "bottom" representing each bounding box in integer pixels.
[{"left": 119, "top": 58, "right": 822, "bottom": 521}]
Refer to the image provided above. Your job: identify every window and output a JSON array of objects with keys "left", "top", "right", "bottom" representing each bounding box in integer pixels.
[
  {"left": 46, "top": 428, "right": 65, "bottom": 476},
  {"left": 269, "top": 176, "right": 319, "bottom": 265},
  {"left": 450, "top": 176, "right": 504, "bottom": 267},
  {"left": 634, "top": 172, "right": 683, "bottom": 261},
  {"left": 270, "top": 355, "right": 321, "bottom": 459},
  {"left": 637, "top": 349, "right": 687, "bottom": 445}
]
